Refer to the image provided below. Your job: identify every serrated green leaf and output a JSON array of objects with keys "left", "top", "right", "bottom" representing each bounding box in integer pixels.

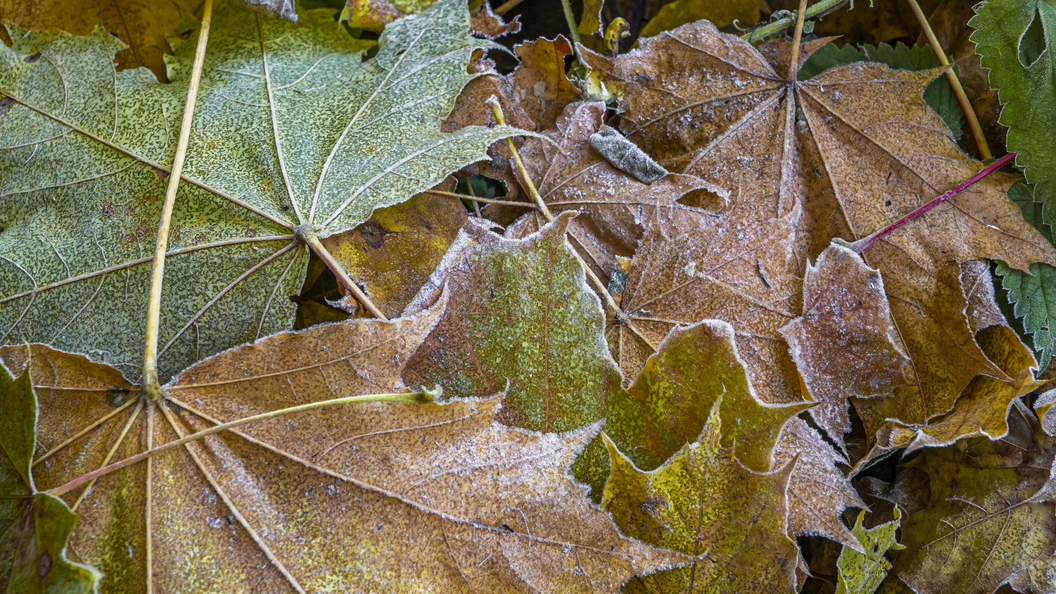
[
  {"left": 997, "top": 260, "right": 1056, "bottom": 372},
  {"left": 836, "top": 510, "right": 905, "bottom": 594},
  {"left": 1, "top": 362, "right": 101, "bottom": 593},
  {"left": 798, "top": 41, "right": 964, "bottom": 140},
  {"left": 0, "top": 0, "right": 521, "bottom": 382},
  {"left": 972, "top": 0, "right": 1056, "bottom": 225}
]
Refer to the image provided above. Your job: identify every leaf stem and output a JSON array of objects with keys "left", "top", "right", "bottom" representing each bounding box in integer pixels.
[
  {"left": 843, "top": 151, "right": 1016, "bottom": 254},
  {"left": 486, "top": 97, "right": 657, "bottom": 350},
  {"left": 743, "top": 0, "right": 847, "bottom": 43},
  {"left": 493, "top": 0, "right": 525, "bottom": 16},
  {"left": 301, "top": 231, "right": 389, "bottom": 320},
  {"left": 787, "top": 0, "right": 810, "bottom": 80},
  {"left": 904, "top": 0, "right": 991, "bottom": 159},
  {"left": 142, "top": 0, "right": 214, "bottom": 403},
  {"left": 47, "top": 389, "right": 437, "bottom": 497}
]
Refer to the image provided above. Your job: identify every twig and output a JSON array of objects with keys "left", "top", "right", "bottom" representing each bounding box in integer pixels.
[
  {"left": 142, "top": 0, "right": 214, "bottom": 403},
  {"left": 743, "top": 0, "right": 847, "bottom": 43},
  {"left": 842, "top": 152, "right": 1016, "bottom": 254},
  {"left": 47, "top": 388, "right": 438, "bottom": 497},
  {"left": 559, "top": 0, "right": 582, "bottom": 56},
  {"left": 493, "top": 0, "right": 524, "bottom": 16},
  {"left": 300, "top": 229, "right": 388, "bottom": 320},
  {"left": 486, "top": 97, "right": 657, "bottom": 351},
  {"left": 424, "top": 190, "right": 536, "bottom": 208},
  {"left": 462, "top": 176, "right": 483, "bottom": 216},
  {"left": 904, "top": 0, "right": 992, "bottom": 159},
  {"left": 787, "top": 0, "right": 810, "bottom": 80}
]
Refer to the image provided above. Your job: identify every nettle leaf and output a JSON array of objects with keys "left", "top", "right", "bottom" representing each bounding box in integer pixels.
[
  {"left": 972, "top": 0, "right": 1056, "bottom": 225},
  {"left": 0, "top": 361, "right": 101, "bottom": 593},
  {"left": 0, "top": 0, "right": 521, "bottom": 382}
]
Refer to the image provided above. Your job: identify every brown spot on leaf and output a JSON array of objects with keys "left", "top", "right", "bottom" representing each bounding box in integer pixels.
[
  {"left": 37, "top": 552, "right": 51, "bottom": 578},
  {"left": 359, "top": 222, "right": 386, "bottom": 249}
]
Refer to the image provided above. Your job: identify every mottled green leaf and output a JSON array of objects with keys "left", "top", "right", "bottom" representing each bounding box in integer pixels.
[
  {"left": 601, "top": 401, "right": 799, "bottom": 594},
  {"left": 798, "top": 41, "right": 964, "bottom": 140},
  {"left": 0, "top": 0, "right": 521, "bottom": 381},
  {"left": 1, "top": 362, "right": 101, "bottom": 593},
  {"left": 972, "top": 0, "right": 1056, "bottom": 225},
  {"left": 836, "top": 510, "right": 905, "bottom": 594}
]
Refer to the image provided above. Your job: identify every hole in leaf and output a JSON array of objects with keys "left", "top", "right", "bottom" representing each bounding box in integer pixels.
[
  {"left": 0, "top": 96, "right": 13, "bottom": 117},
  {"left": 456, "top": 175, "right": 508, "bottom": 199},
  {"left": 23, "top": 52, "right": 41, "bottom": 63},
  {"left": 106, "top": 388, "right": 131, "bottom": 408},
  {"left": 677, "top": 187, "right": 727, "bottom": 211},
  {"left": 1018, "top": 8, "right": 1046, "bottom": 68}
]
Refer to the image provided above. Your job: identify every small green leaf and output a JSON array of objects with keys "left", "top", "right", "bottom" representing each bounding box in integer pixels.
[
  {"left": 1, "top": 362, "right": 101, "bottom": 593},
  {"left": 836, "top": 510, "right": 905, "bottom": 594},
  {"left": 972, "top": 0, "right": 1056, "bottom": 225}
]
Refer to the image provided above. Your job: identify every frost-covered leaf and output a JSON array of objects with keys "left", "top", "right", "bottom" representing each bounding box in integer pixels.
[
  {"left": 972, "top": 0, "right": 1056, "bottom": 224},
  {"left": 0, "top": 361, "right": 101, "bottom": 593},
  {"left": 0, "top": 0, "right": 523, "bottom": 381},
  {"left": 835, "top": 510, "right": 904, "bottom": 594}
]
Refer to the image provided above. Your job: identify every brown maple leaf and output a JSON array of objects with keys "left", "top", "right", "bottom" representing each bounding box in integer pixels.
[{"left": 581, "top": 20, "right": 1056, "bottom": 425}]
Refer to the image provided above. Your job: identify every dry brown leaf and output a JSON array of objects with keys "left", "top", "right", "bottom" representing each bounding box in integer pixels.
[
  {"left": 0, "top": 0, "right": 203, "bottom": 80},
  {"left": 469, "top": 0, "right": 521, "bottom": 38},
  {"left": 1, "top": 296, "right": 683, "bottom": 592},
  {"left": 507, "top": 101, "right": 719, "bottom": 285},
  {"left": 780, "top": 244, "right": 910, "bottom": 451},
  {"left": 581, "top": 21, "right": 1056, "bottom": 425},
  {"left": 773, "top": 417, "right": 866, "bottom": 549}
]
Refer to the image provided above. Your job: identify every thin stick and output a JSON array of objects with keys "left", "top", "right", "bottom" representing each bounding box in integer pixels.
[
  {"left": 787, "top": 0, "right": 810, "bottom": 80},
  {"left": 743, "top": 0, "right": 847, "bottom": 43},
  {"left": 487, "top": 97, "right": 657, "bottom": 351},
  {"left": 463, "top": 175, "right": 483, "bottom": 217},
  {"left": 302, "top": 232, "right": 388, "bottom": 321},
  {"left": 424, "top": 190, "right": 536, "bottom": 208},
  {"left": 559, "top": 0, "right": 582, "bottom": 54},
  {"left": 48, "top": 389, "right": 435, "bottom": 497},
  {"left": 142, "top": 0, "right": 214, "bottom": 403},
  {"left": 904, "top": 0, "right": 991, "bottom": 159},
  {"left": 493, "top": 0, "right": 524, "bottom": 15},
  {"left": 845, "top": 152, "right": 1016, "bottom": 254}
]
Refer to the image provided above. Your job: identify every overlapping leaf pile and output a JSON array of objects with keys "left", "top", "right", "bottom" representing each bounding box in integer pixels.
[{"left": 2, "top": 0, "right": 1056, "bottom": 592}]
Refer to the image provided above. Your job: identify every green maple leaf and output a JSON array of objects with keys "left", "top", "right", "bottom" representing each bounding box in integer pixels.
[
  {"left": 972, "top": 0, "right": 1056, "bottom": 224},
  {"left": 1, "top": 361, "right": 101, "bottom": 593},
  {"left": 0, "top": 0, "right": 521, "bottom": 382}
]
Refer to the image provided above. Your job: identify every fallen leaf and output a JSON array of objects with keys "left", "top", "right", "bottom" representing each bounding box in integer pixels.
[
  {"left": 780, "top": 244, "right": 910, "bottom": 451},
  {"left": 638, "top": 0, "right": 759, "bottom": 39},
  {"left": 339, "top": 0, "right": 406, "bottom": 31},
  {"left": 835, "top": 510, "right": 905, "bottom": 594},
  {"left": 577, "top": 0, "right": 603, "bottom": 36},
  {"left": 1, "top": 294, "right": 683, "bottom": 592},
  {"left": 0, "top": 0, "right": 524, "bottom": 381},
  {"left": 0, "top": 361, "right": 101, "bottom": 593},
  {"left": 581, "top": 20, "right": 1056, "bottom": 425},
  {"left": 891, "top": 422, "right": 1056, "bottom": 594},
  {"left": 601, "top": 401, "right": 799, "bottom": 594}
]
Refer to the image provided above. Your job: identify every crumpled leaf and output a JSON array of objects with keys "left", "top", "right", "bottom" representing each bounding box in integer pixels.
[
  {"left": 581, "top": 19, "right": 1056, "bottom": 426},
  {"left": 0, "top": 0, "right": 202, "bottom": 80},
  {"left": 773, "top": 417, "right": 866, "bottom": 549},
  {"left": 972, "top": 0, "right": 1056, "bottom": 225},
  {"left": 507, "top": 101, "right": 716, "bottom": 285},
  {"left": 835, "top": 510, "right": 905, "bottom": 594},
  {"left": 780, "top": 244, "right": 910, "bottom": 451},
  {"left": 0, "top": 360, "right": 101, "bottom": 593},
  {"left": 890, "top": 421, "right": 1056, "bottom": 594},
  {"left": 0, "top": 0, "right": 524, "bottom": 382},
  {"left": 601, "top": 401, "right": 799, "bottom": 594},
  {"left": 0, "top": 293, "right": 684, "bottom": 592}
]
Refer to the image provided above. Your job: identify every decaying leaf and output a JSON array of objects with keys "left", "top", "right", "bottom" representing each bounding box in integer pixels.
[
  {"left": 835, "top": 510, "right": 904, "bottom": 594},
  {"left": 0, "top": 0, "right": 524, "bottom": 382},
  {"left": 0, "top": 294, "right": 684, "bottom": 592},
  {"left": 0, "top": 361, "right": 101, "bottom": 593},
  {"left": 582, "top": 18, "right": 1056, "bottom": 427},
  {"left": 780, "top": 244, "right": 910, "bottom": 451},
  {"left": 602, "top": 401, "right": 799, "bottom": 594},
  {"left": 891, "top": 420, "right": 1056, "bottom": 594}
]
